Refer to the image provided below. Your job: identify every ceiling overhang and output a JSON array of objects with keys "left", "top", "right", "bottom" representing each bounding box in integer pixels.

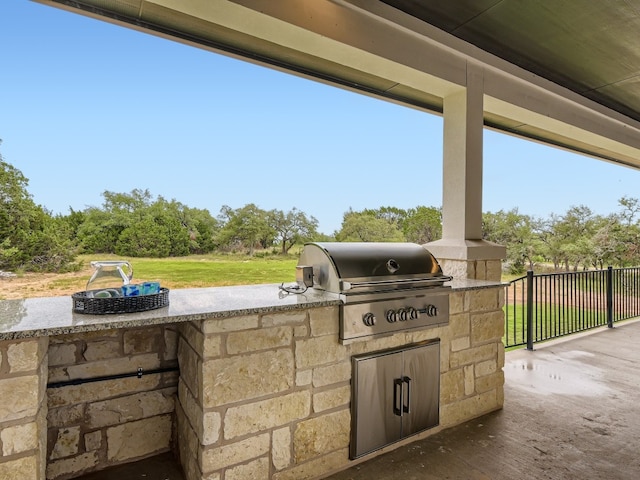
[{"left": 35, "top": 0, "right": 640, "bottom": 168}]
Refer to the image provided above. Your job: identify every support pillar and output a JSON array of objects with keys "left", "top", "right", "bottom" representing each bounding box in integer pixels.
[{"left": 426, "top": 63, "right": 505, "bottom": 280}]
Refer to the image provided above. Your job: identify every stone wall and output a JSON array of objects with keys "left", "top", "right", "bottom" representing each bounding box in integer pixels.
[
  {"left": 0, "top": 337, "right": 49, "bottom": 480},
  {"left": 176, "top": 285, "right": 504, "bottom": 480},
  {"left": 45, "top": 325, "right": 179, "bottom": 480}
]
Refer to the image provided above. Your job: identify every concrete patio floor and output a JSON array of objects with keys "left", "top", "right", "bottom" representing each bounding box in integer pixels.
[
  {"left": 76, "top": 318, "right": 640, "bottom": 480},
  {"left": 326, "top": 318, "right": 640, "bottom": 480}
]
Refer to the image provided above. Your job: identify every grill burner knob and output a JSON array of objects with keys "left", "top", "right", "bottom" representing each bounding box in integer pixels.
[
  {"left": 363, "top": 312, "right": 376, "bottom": 326},
  {"left": 408, "top": 307, "right": 418, "bottom": 320},
  {"left": 426, "top": 304, "right": 438, "bottom": 317},
  {"left": 398, "top": 309, "right": 408, "bottom": 321},
  {"left": 386, "top": 310, "right": 398, "bottom": 323}
]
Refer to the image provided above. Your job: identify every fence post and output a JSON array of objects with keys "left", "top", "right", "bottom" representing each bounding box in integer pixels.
[
  {"left": 526, "top": 270, "right": 534, "bottom": 350},
  {"left": 607, "top": 266, "right": 613, "bottom": 328}
]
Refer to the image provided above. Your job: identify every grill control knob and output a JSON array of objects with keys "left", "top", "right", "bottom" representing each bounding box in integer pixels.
[
  {"left": 398, "top": 308, "right": 408, "bottom": 321},
  {"left": 363, "top": 312, "right": 376, "bottom": 326},
  {"left": 408, "top": 307, "right": 418, "bottom": 320},
  {"left": 386, "top": 310, "right": 398, "bottom": 323},
  {"left": 425, "top": 304, "right": 438, "bottom": 317}
]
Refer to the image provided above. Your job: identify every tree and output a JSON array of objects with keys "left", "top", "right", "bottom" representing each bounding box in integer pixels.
[
  {"left": 335, "top": 209, "right": 405, "bottom": 242},
  {"left": 483, "top": 209, "right": 542, "bottom": 273},
  {"left": 0, "top": 141, "right": 78, "bottom": 272},
  {"left": 403, "top": 206, "right": 442, "bottom": 244},
  {"left": 269, "top": 208, "right": 318, "bottom": 254},
  {"left": 216, "top": 204, "right": 274, "bottom": 255}
]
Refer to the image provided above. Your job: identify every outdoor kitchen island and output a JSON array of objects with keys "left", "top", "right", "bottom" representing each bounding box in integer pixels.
[{"left": 0, "top": 278, "right": 505, "bottom": 480}]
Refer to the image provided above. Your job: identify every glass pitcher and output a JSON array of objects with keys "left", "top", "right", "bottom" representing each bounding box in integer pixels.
[{"left": 86, "top": 260, "right": 133, "bottom": 296}]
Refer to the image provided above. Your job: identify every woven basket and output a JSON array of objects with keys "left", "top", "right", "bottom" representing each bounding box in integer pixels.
[{"left": 72, "top": 288, "right": 170, "bottom": 315}]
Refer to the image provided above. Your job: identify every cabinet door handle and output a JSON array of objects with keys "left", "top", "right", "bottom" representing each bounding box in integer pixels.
[
  {"left": 393, "top": 378, "right": 404, "bottom": 417},
  {"left": 403, "top": 376, "right": 412, "bottom": 414}
]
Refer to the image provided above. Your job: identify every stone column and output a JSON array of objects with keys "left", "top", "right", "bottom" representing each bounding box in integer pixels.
[
  {"left": 0, "top": 337, "right": 49, "bottom": 480},
  {"left": 427, "top": 63, "right": 505, "bottom": 280}
]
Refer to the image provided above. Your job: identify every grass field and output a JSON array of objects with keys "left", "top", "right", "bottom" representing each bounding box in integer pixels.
[{"left": 0, "top": 253, "right": 300, "bottom": 299}]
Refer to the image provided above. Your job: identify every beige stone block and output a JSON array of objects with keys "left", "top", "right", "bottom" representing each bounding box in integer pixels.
[
  {"left": 82, "top": 339, "right": 121, "bottom": 362},
  {"left": 261, "top": 311, "right": 307, "bottom": 327},
  {"left": 449, "top": 343, "right": 496, "bottom": 369},
  {"left": 48, "top": 375, "right": 160, "bottom": 409},
  {"left": 176, "top": 403, "right": 200, "bottom": 479},
  {"left": 475, "top": 261, "right": 487, "bottom": 280},
  {"left": 294, "top": 410, "right": 350, "bottom": 462},
  {"left": 123, "top": 327, "right": 162, "bottom": 355},
  {"left": 203, "top": 335, "right": 222, "bottom": 359},
  {"left": 468, "top": 288, "right": 500, "bottom": 312},
  {"left": 7, "top": 339, "right": 44, "bottom": 373},
  {"left": 295, "top": 336, "right": 347, "bottom": 369},
  {"left": 1, "top": 421, "right": 38, "bottom": 456},
  {"left": 52, "top": 353, "right": 160, "bottom": 384},
  {"left": 272, "top": 427, "right": 291, "bottom": 471},
  {"left": 440, "top": 338, "right": 451, "bottom": 373},
  {"left": 0, "top": 375, "right": 40, "bottom": 422},
  {"left": 498, "top": 343, "right": 505, "bottom": 368},
  {"left": 313, "top": 362, "right": 351, "bottom": 388},
  {"left": 475, "top": 359, "right": 497, "bottom": 378},
  {"left": 50, "top": 426, "right": 81, "bottom": 460},
  {"left": 313, "top": 386, "right": 350, "bottom": 413},
  {"left": 464, "top": 365, "right": 475, "bottom": 396},
  {"left": 51, "top": 330, "right": 118, "bottom": 344},
  {"left": 178, "top": 380, "right": 201, "bottom": 441},
  {"left": 226, "top": 326, "right": 292, "bottom": 354},
  {"left": 164, "top": 327, "right": 179, "bottom": 361},
  {"left": 178, "top": 339, "right": 201, "bottom": 399},
  {"left": 225, "top": 456, "right": 270, "bottom": 480},
  {"left": 0, "top": 455, "right": 38, "bottom": 480},
  {"left": 450, "top": 336, "right": 470, "bottom": 352},
  {"left": 486, "top": 260, "right": 503, "bottom": 282},
  {"left": 107, "top": 414, "right": 172, "bottom": 462},
  {"left": 296, "top": 369, "right": 312, "bottom": 386},
  {"left": 224, "top": 391, "right": 310, "bottom": 440},
  {"left": 273, "top": 449, "right": 349, "bottom": 480},
  {"left": 440, "top": 390, "right": 500, "bottom": 427},
  {"left": 309, "top": 307, "right": 339, "bottom": 336},
  {"left": 347, "top": 334, "right": 407, "bottom": 356},
  {"left": 407, "top": 327, "right": 447, "bottom": 345},
  {"left": 203, "top": 349, "right": 293, "bottom": 407},
  {"left": 203, "top": 315, "right": 259, "bottom": 334},
  {"left": 449, "top": 291, "right": 465, "bottom": 315},
  {"left": 179, "top": 322, "right": 204, "bottom": 355},
  {"left": 84, "top": 430, "right": 102, "bottom": 451},
  {"left": 46, "top": 452, "right": 98, "bottom": 480},
  {"left": 87, "top": 389, "right": 175, "bottom": 428},
  {"left": 49, "top": 343, "right": 77, "bottom": 367},
  {"left": 202, "top": 433, "right": 269, "bottom": 472},
  {"left": 476, "top": 370, "right": 505, "bottom": 394},
  {"left": 294, "top": 325, "right": 308, "bottom": 337},
  {"left": 471, "top": 311, "right": 505, "bottom": 344},
  {"left": 202, "top": 410, "right": 222, "bottom": 446},
  {"left": 440, "top": 368, "right": 464, "bottom": 404},
  {"left": 448, "top": 313, "right": 470, "bottom": 337}
]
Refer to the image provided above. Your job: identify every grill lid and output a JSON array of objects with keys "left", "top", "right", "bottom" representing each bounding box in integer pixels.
[{"left": 297, "top": 242, "right": 452, "bottom": 293}]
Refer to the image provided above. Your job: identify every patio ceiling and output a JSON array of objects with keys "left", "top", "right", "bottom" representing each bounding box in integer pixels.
[{"left": 36, "top": 0, "right": 640, "bottom": 168}]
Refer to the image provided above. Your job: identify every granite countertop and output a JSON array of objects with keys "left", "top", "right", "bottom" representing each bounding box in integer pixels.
[{"left": 0, "top": 279, "right": 502, "bottom": 340}]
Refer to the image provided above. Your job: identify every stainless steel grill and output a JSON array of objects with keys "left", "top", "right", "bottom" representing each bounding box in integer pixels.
[{"left": 297, "top": 242, "right": 452, "bottom": 343}]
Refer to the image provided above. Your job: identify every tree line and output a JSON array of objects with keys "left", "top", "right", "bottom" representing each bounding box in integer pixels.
[{"left": 2, "top": 144, "right": 640, "bottom": 274}]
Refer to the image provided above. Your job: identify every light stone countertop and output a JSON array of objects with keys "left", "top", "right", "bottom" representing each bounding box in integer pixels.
[{"left": 0, "top": 279, "right": 502, "bottom": 340}]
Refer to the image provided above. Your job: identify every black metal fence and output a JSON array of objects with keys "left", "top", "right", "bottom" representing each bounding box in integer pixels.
[{"left": 504, "top": 266, "right": 640, "bottom": 349}]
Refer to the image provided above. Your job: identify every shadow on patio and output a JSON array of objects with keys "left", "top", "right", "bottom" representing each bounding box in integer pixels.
[{"left": 325, "top": 318, "right": 640, "bottom": 480}]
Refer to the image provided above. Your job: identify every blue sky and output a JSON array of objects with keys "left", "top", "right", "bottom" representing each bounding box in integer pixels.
[{"left": 2, "top": 0, "right": 640, "bottom": 235}]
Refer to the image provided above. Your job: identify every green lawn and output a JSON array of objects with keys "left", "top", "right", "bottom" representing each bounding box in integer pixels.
[{"left": 503, "top": 302, "right": 608, "bottom": 348}]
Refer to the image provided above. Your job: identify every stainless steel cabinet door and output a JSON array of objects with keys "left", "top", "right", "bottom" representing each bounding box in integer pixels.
[
  {"left": 351, "top": 351, "right": 403, "bottom": 458},
  {"left": 401, "top": 341, "right": 440, "bottom": 436},
  {"left": 350, "top": 340, "right": 440, "bottom": 459}
]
